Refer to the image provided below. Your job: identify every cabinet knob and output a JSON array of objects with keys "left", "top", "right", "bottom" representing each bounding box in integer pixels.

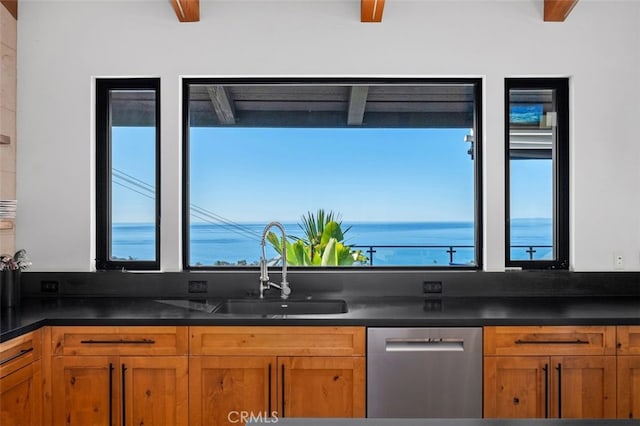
[{"left": 513, "top": 397, "right": 520, "bottom": 405}]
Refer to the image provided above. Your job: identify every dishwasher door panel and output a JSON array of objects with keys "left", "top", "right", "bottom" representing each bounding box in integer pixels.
[{"left": 367, "top": 327, "right": 482, "bottom": 418}]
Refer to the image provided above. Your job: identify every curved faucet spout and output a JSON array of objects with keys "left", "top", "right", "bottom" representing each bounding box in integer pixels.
[{"left": 259, "top": 221, "right": 290, "bottom": 299}]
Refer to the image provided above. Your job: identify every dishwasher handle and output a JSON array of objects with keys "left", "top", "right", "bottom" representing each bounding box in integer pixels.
[{"left": 385, "top": 338, "right": 465, "bottom": 352}]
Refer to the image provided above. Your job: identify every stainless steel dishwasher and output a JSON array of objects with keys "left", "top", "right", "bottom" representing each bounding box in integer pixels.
[{"left": 367, "top": 327, "right": 482, "bottom": 418}]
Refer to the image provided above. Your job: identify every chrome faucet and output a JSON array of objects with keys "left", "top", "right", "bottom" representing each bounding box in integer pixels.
[{"left": 259, "top": 221, "right": 291, "bottom": 299}]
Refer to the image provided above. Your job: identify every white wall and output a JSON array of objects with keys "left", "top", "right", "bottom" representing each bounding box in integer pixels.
[{"left": 16, "top": 0, "right": 640, "bottom": 272}]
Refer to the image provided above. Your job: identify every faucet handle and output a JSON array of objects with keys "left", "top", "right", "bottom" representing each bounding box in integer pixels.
[
  {"left": 259, "top": 258, "right": 269, "bottom": 282},
  {"left": 280, "top": 282, "right": 291, "bottom": 298}
]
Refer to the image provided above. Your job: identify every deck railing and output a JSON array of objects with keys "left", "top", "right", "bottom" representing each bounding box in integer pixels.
[
  {"left": 351, "top": 244, "right": 474, "bottom": 266},
  {"left": 510, "top": 245, "right": 553, "bottom": 261},
  {"left": 351, "top": 244, "right": 553, "bottom": 266}
]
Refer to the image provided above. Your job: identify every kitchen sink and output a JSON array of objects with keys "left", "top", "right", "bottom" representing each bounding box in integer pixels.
[{"left": 213, "top": 298, "right": 348, "bottom": 315}]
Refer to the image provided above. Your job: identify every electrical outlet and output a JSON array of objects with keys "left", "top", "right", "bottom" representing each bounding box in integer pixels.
[
  {"left": 423, "top": 299, "right": 442, "bottom": 311},
  {"left": 41, "top": 280, "right": 59, "bottom": 293},
  {"left": 614, "top": 253, "right": 624, "bottom": 270},
  {"left": 423, "top": 281, "right": 443, "bottom": 294},
  {"left": 188, "top": 280, "right": 208, "bottom": 293}
]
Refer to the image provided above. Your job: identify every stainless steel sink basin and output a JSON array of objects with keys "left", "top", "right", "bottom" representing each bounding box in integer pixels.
[{"left": 213, "top": 298, "right": 348, "bottom": 315}]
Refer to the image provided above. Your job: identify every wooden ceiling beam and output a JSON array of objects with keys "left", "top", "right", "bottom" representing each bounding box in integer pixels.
[
  {"left": 544, "top": 0, "right": 579, "bottom": 22},
  {"left": 207, "top": 86, "right": 236, "bottom": 125},
  {"left": 170, "top": 0, "right": 199, "bottom": 22},
  {"left": 1, "top": 0, "right": 18, "bottom": 19},
  {"left": 347, "top": 86, "right": 369, "bottom": 125},
  {"left": 361, "top": 0, "right": 385, "bottom": 23}
]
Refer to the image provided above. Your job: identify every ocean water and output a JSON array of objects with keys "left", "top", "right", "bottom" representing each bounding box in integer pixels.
[
  {"left": 111, "top": 223, "right": 157, "bottom": 261},
  {"left": 112, "top": 219, "right": 552, "bottom": 266}
]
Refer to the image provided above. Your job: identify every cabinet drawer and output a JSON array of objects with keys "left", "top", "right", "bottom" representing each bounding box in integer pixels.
[
  {"left": 0, "top": 329, "right": 41, "bottom": 378},
  {"left": 51, "top": 326, "right": 188, "bottom": 356},
  {"left": 617, "top": 325, "right": 640, "bottom": 355},
  {"left": 190, "top": 326, "right": 365, "bottom": 356},
  {"left": 484, "top": 326, "right": 616, "bottom": 356}
]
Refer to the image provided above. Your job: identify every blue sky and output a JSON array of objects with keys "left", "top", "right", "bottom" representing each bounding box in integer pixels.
[
  {"left": 189, "top": 127, "right": 475, "bottom": 223},
  {"left": 111, "top": 126, "right": 552, "bottom": 224},
  {"left": 111, "top": 127, "right": 156, "bottom": 223},
  {"left": 510, "top": 160, "right": 552, "bottom": 219}
]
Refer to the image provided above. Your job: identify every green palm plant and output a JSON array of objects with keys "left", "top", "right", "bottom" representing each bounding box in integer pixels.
[
  {"left": 297, "top": 209, "right": 351, "bottom": 259},
  {"left": 266, "top": 209, "right": 367, "bottom": 266}
]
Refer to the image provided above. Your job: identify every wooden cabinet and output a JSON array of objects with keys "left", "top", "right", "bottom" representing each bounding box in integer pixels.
[
  {"left": 278, "top": 356, "right": 364, "bottom": 418},
  {"left": 553, "top": 355, "right": 616, "bottom": 418},
  {"left": 484, "top": 326, "right": 617, "bottom": 419},
  {"left": 484, "top": 356, "right": 549, "bottom": 418},
  {"left": 50, "top": 326, "right": 188, "bottom": 426},
  {"left": 189, "top": 326, "right": 365, "bottom": 425},
  {"left": 189, "top": 356, "right": 275, "bottom": 426},
  {"left": 617, "top": 326, "right": 640, "bottom": 419},
  {"left": 43, "top": 324, "right": 364, "bottom": 425},
  {"left": 484, "top": 325, "right": 616, "bottom": 356},
  {"left": 0, "top": 329, "right": 43, "bottom": 426},
  {"left": 51, "top": 355, "right": 114, "bottom": 425}
]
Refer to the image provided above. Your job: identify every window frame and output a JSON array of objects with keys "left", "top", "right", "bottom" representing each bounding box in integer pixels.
[
  {"left": 96, "top": 78, "right": 161, "bottom": 270},
  {"left": 181, "top": 77, "right": 483, "bottom": 271},
  {"left": 504, "top": 78, "right": 569, "bottom": 270}
]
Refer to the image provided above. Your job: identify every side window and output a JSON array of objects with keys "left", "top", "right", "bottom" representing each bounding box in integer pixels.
[
  {"left": 505, "top": 78, "right": 569, "bottom": 269},
  {"left": 96, "top": 78, "right": 160, "bottom": 270}
]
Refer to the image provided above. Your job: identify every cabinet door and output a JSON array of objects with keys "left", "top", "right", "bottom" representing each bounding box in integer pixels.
[
  {"left": 484, "top": 326, "right": 616, "bottom": 356},
  {"left": 617, "top": 326, "right": 640, "bottom": 355},
  {"left": 551, "top": 356, "right": 616, "bottom": 418},
  {"left": 51, "top": 356, "right": 117, "bottom": 426},
  {"left": 122, "top": 356, "right": 189, "bottom": 426},
  {"left": 617, "top": 355, "right": 640, "bottom": 419},
  {"left": 0, "top": 329, "right": 41, "bottom": 379},
  {"left": 51, "top": 326, "right": 188, "bottom": 357},
  {"left": 189, "top": 356, "right": 276, "bottom": 426},
  {"left": 483, "top": 356, "right": 549, "bottom": 418},
  {"left": 0, "top": 360, "right": 42, "bottom": 426},
  {"left": 278, "top": 356, "right": 365, "bottom": 418}
]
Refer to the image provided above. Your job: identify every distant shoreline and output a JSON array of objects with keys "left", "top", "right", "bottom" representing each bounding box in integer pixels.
[{"left": 111, "top": 219, "right": 552, "bottom": 266}]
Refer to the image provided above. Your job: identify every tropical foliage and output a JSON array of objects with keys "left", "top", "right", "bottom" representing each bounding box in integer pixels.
[
  {"left": 267, "top": 209, "right": 367, "bottom": 266},
  {"left": 0, "top": 249, "right": 31, "bottom": 271}
]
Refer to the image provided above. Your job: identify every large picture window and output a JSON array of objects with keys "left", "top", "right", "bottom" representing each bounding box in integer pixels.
[
  {"left": 96, "top": 78, "right": 161, "bottom": 270},
  {"left": 183, "top": 78, "right": 482, "bottom": 269},
  {"left": 505, "top": 78, "right": 569, "bottom": 269}
]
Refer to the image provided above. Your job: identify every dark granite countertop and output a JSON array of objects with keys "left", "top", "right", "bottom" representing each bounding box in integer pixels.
[{"left": 2, "top": 295, "right": 639, "bottom": 342}]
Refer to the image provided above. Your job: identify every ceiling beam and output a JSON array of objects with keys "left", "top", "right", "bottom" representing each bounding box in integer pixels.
[
  {"left": 361, "top": 0, "right": 385, "bottom": 23},
  {"left": 1, "top": 0, "right": 18, "bottom": 19},
  {"left": 170, "top": 0, "right": 199, "bottom": 22},
  {"left": 347, "top": 86, "right": 369, "bottom": 125},
  {"left": 544, "top": 0, "right": 579, "bottom": 22},
  {"left": 207, "top": 86, "right": 236, "bottom": 125}
]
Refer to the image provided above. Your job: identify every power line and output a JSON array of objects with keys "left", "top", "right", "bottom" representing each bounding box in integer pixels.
[
  {"left": 111, "top": 169, "right": 262, "bottom": 242},
  {"left": 112, "top": 180, "right": 154, "bottom": 200},
  {"left": 113, "top": 168, "right": 154, "bottom": 191},
  {"left": 190, "top": 204, "right": 261, "bottom": 240}
]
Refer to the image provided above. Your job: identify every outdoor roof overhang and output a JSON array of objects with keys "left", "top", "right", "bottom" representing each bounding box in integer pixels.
[{"left": 110, "top": 82, "right": 478, "bottom": 129}]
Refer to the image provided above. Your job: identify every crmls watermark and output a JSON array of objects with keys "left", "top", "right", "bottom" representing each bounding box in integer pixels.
[{"left": 227, "top": 411, "right": 279, "bottom": 424}]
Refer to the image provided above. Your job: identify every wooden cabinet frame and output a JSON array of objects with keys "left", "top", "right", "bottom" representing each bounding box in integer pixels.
[
  {"left": 49, "top": 326, "right": 188, "bottom": 426},
  {"left": 10, "top": 321, "right": 639, "bottom": 422},
  {"left": 617, "top": 326, "right": 640, "bottom": 419},
  {"left": 0, "top": 329, "right": 43, "bottom": 426},
  {"left": 484, "top": 326, "right": 617, "bottom": 419},
  {"left": 189, "top": 326, "right": 365, "bottom": 425}
]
